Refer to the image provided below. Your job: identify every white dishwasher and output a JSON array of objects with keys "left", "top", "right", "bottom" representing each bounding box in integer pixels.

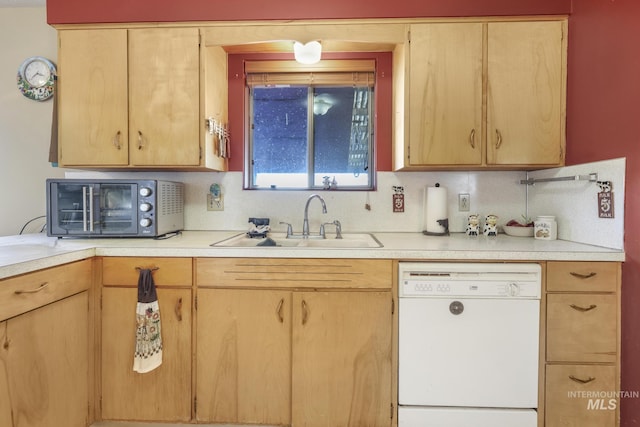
[{"left": 398, "top": 262, "right": 541, "bottom": 427}]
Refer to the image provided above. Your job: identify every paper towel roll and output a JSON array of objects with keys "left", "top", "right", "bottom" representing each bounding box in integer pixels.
[{"left": 424, "top": 184, "right": 448, "bottom": 234}]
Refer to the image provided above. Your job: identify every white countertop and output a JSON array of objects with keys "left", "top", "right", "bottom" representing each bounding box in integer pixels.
[{"left": 0, "top": 231, "right": 625, "bottom": 280}]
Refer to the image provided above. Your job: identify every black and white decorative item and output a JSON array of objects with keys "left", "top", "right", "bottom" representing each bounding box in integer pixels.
[
  {"left": 483, "top": 214, "right": 499, "bottom": 237},
  {"left": 17, "top": 56, "right": 56, "bottom": 101},
  {"left": 466, "top": 214, "right": 480, "bottom": 236}
]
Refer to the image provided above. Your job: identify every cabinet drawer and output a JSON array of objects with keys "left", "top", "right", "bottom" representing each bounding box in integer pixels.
[
  {"left": 547, "top": 293, "right": 617, "bottom": 363},
  {"left": 102, "top": 257, "right": 192, "bottom": 287},
  {"left": 0, "top": 259, "right": 92, "bottom": 321},
  {"left": 546, "top": 364, "right": 617, "bottom": 427},
  {"left": 547, "top": 262, "right": 619, "bottom": 292},
  {"left": 196, "top": 258, "right": 392, "bottom": 289}
]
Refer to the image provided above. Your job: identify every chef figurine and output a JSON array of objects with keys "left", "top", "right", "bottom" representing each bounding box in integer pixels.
[
  {"left": 466, "top": 214, "right": 480, "bottom": 236},
  {"left": 483, "top": 214, "right": 499, "bottom": 237}
]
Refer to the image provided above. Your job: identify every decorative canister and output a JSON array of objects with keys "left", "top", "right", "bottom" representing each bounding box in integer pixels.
[{"left": 534, "top": 216, "right": 558, "bottom": 240}]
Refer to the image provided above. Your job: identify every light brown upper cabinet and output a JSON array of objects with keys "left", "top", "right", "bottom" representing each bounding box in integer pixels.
[
  {"left": 57, "top": 27, "right": 227, "bottom": 170},
  {"left": 394, "top": 19, "right": 567, "bottom": 170}
]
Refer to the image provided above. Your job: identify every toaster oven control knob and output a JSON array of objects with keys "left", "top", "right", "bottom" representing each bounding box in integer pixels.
[
  {"left": 139, "top": 187, "right": 152, "bottom": 197},
  {"left": 140, "top": 218, "right": 152, "bottom": 228},
  {"left": 139, "top": 203, "right": 152, "bottom": 212}
]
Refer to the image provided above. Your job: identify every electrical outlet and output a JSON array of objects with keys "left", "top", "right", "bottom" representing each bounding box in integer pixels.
[
  {"left": 458, "top": 193, "right": 470, "bottom": 212},
  {"left": 207, "top": 193, "right": 224, "bottom": 211}
]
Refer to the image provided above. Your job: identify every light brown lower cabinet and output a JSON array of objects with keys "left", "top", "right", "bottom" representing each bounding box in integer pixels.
[
  {"left": 100, "top": 256, "right": 193, "bottom": 422},
  {"left": 0, "top": 259, "right": 92, "bottom": 427},
  {"left": 195, "top": 258, "right": 393, "bottom": 427},
  {"left": 544, "top": 261, "right": 621, "bottom": 427},
  {"left": 0, "top": 291, "right": 89, "bottom": 427},
  {"left": 101, "top": 287, "right": 192, "bottom": 422}
]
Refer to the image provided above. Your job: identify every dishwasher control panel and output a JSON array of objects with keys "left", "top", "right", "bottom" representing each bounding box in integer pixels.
[{"left": 399, "top": 262, "right": 541, "bottom": 299}]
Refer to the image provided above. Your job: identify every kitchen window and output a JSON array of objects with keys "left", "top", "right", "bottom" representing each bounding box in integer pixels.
[{"left": 245, "top": 60, "right": 375, "bottom": 190}]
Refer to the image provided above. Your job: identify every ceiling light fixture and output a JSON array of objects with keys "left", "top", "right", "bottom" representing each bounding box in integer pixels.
[{"left": 293, "top": 41, "right": 322, "bottom": 65}]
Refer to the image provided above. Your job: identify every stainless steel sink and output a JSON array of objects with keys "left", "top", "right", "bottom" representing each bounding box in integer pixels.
[{"left": 211, "top": 232, "right": 383, "bottom": 248}]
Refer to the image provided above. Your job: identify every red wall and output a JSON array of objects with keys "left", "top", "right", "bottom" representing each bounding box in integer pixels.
[
  {"left": 566, "top": 1, "right": 640, "bottom": 425},
  {"left": 46, "top": 0, "right": 571, "bottom": 24}
]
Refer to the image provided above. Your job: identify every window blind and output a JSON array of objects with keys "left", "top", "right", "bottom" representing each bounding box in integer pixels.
[{"left": 245, "top": 59, "right": 375, "bottom": 87}]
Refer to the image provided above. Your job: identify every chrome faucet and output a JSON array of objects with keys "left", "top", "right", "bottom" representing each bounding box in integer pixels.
[{"left": 302, "top": 194, "right": 327, "bottom": 237}]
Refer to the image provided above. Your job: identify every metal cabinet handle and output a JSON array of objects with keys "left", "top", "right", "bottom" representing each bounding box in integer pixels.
[
  {"left": 174, "top": 297, "right": 183, "bottom": 321},
  {"left": 276, "top": 298, "right": 284, "bottom": 323},
  {"left": 301, "top": 299, "right": 309, "bottom": 325},
  {"left": 570, "top": 375, "right": 596, "bottom": 384},
  {"left": 137, "top": 130, "right": 144, "bottom": 150},
  {"left": 570, "top": 304, "right": 597, "bottom": 312},
  {"left": 570, "top": 271, "right": 597, "bottom": 279},
  {"left": 113, "top": 131, "right": 122, "bottom": 150},
  {"left": 469, "top": 128, "right": 476, "bottom": 149},
  {"left": 14, "top": 282, "right": 49, "bottom": 295},
  {"left": 495, "top": 129, "right": 503, "bottom": 149}
]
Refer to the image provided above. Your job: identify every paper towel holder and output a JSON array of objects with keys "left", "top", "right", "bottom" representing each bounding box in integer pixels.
[
  {"left": 423, "top": 183, "right": 450, "bottom": 236},
  {"left": 423, "top": 218, "right": 450, "bottom": 236}
]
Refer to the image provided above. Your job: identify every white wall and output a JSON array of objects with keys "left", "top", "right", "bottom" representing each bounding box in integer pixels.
[{"left": 0, "top": 7, "right": 65, "bottom": 236}]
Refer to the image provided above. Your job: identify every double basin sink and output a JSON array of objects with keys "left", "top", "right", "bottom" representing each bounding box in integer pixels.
[{"left": 212, "top": 232, "right": 383, "bottom": 249}]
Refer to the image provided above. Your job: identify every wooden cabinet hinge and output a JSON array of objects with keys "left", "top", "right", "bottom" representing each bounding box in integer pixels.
[
  {"left": 199, "top": 146, "right": 203, "bottom": 160},
  {"left": 391, "top": 403, "right": 394, "bottom": 420},
  {"left": 194, "top": 295, "right": 198, "bottom": 310},
  {"left": 194, "top": 396, "right": 197, "bottom": 415},
  {"left": 391, "top": 298, "right": 395, "bottom": 315}
]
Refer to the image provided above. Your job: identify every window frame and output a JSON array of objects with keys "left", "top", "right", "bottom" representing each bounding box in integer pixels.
[{"left": 243, "top": 60, "right": 377, "bottom": 191}]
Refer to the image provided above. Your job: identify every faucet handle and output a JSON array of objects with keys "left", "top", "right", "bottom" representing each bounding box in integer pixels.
[
  {"left": 333, "top": 220, "right": 343, "bottom": 239},
  {"left": 279, "top": 222, "right": 293, "bottom": 238},
  {"left": 321, "top": 220, "right": 343, "bottom": 239}
]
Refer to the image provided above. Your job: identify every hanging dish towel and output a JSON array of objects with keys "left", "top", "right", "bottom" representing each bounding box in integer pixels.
[{"left": 133, "top": 268, "right": 163, "bottom": 373}]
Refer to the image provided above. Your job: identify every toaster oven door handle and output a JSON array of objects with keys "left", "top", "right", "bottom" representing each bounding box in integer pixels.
[
  {"left": 82, "top": 186, "right": 88, "bottom": 232},
  {"left": 88, "top": 186, "right": 94, "bottom": 232},
  {"left": 82, "top": 186, "right": 95, "bottom": 233}
]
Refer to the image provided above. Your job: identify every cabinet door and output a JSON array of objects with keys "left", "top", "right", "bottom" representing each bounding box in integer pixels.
[
  {"left": 101, "top": 287, "right": 191, "bottom": 421},
  {"left": 196, "top": 289, "right": 291, "bottom": 425},
  {"left": 408, "top": 23, "right": 483, "bottom": 166},
  {"left": 129, "top": 28, "right": 201, "bottom": 167},
  {"left": 546, "top": 364, "right": 617, "bottom": 427},
  {"left": 0, "top": 292, "right": 88, "bottom": 427},
  {"left": 58, "top": 29, "right": 129, "bottom": 166},
  {"left": 487, "top": 21, "right": 565, "bottom": 166},
  {"left": 292, "top": 291, "right": 392, "bottom": 427}
]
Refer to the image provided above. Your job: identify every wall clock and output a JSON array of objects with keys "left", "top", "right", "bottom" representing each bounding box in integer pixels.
[{"left": 17, "top": 56, "right": 57, "bottom": 101}]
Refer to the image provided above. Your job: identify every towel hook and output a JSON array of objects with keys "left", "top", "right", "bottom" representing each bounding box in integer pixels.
[{"left": 135, "top": 267, "right": 159, "bottom": 271}]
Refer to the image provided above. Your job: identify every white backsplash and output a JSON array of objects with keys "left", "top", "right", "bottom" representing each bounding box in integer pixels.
[
  {"left": 65, "top": 170, "right": 528, "bottom": 234},
  {"left": 64, "top": 157, "right": 625, "bottom": 249},
  {"left": 525, "top": 157, "right": 625, "bottom": 250}
]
